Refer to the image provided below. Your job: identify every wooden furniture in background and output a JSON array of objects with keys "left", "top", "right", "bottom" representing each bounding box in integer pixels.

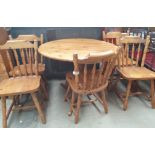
[
  {"left": 11, "top": 34, "right": 45, "bottom": 76},
  {"left": 115, "top": 35, "right": 155, "bottom": 110},
  {"left": 127, "top": 28, "right": 148, "bottom": 38},
  {"left": 144, "top": 32, "right": 155, "bottom": 71},
  {"left": 121, "top": 33, "right": 129, "bottom": 38},
  {"left": 0, "top": 28, "right": 8, "bottom": 45},
  {"left": 0, "top": 40, "right": 46, "bottom": 128},
  {"left": 103, "top": 31, "right": 122, "bottom": 45},
  {"left": 66, "top": 49, "right": 119, "bottom": 123},
  {"left": 0, "top": 53, "right": 8, "bottom": 81},
  {"left": 0, "top": 28, "right": 10, "bottom": 81}
]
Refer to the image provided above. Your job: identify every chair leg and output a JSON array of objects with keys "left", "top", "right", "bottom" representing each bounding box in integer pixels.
[
  {"left": 123, "top": 80, "right": 132, "bottom": 111},
  {"left": 31, "top": 93, "right": 46, "bottom": 124},
  {"left": 1, "top": 96, "right": 7, "bottom": 128},
  {"left": 42, "top": 74, "right": 48, "bottom": 88},
  {"left": 41, "top": 79, "right": 48, "bottom": 100},
  {"left": 64, "top": 85, "right": 70, "bottom": 102},
  {"left": 75, "top": 94, "right": 82, "bottom": 124},
  {"left": 100, "top": 91, "right": 108, "bottom": 113},
  {"left": 68, "top": 91, "right": 74, "bottom": 116},
  {"left": 150, "top": 80, "right": 155, "bottom": 108},
  {"left": 108, "top": 68, "right": 117, "bottom": 90}
]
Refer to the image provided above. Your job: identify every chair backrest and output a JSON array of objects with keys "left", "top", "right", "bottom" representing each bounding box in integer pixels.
[
  {"left": 103, "top": 31, "right": 122, "bottom": 46},
  {"left": 15, "top": 34, "right": 43, "bottom": 44},
  {"left": 121, "top": 33, "right": 129, "bottom": 38},
  {"left": 118, "top": 35, "right": 150, "bottom": 68},
  {"left": 72, "top": 49, "right": 119, "bottom": 91},
  {"left": 127, "top": 28, "right": 148, "bottom": 39},
  {"left": 0, "top": 40, "right": 39, "bottom": 78},
  {"left": 15, "top": 34, "right": 44, "bottom": 63}
]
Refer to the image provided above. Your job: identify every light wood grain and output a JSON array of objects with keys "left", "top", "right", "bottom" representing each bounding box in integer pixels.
[
  {"left": 14, "top": 34, "right": 45, "bottom": 70},
  {"left": 8, "top": 63, "right": 45, "bottom": 76},
  {"left": 0, "top": 40, "right": 46, "bottom": 127},
  {"left": 0, "top": 28, "right": 8, "bottom": 45},
  {"left": 0, "top": 28, "right": 9, "bottom": 81},
  {"left": 0, "top": 40, "right": 34, "bottom": 49},
  {"left": 117, "top": 66, "right": 155, "bottom": 80},
  {"left": 38, "top": 38, "right": 118, "bottom": 62},
  {"left": 0, "top": 76, "right": 41, "bottom": 96},
  {"left": 115, "top": 35, "right": 155, "bottom": 110},
  {"left": 103, "top": 32, "right": 122, "bottom": 45},
  {"left": 16, "top": 34, "right": 42, "bottom": 42}
]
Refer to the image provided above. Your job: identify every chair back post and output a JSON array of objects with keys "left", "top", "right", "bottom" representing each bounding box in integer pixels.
[
  {"left": 117, "top": 46, "right": 123, "bottom": 69},
  {"left": 40, "top": 34, "right": 44, "bottom": 45},
  {"left": 102, "top": 31, "right": 106, "bottom": 41},
  {"left": 73, "top": 53, "right": 80, "bottom": 89},
  {"left": 141, "top": 35, "right": 150, "bottom": 67},
  {"left": 73, "top": 53, "right": 80, "bottom": 88},
  {"left": 34, "top": 40, "right": 38, "bottom": 76},
  {"left": 40, "top": 34, "right": 44, "bottom": 63}
]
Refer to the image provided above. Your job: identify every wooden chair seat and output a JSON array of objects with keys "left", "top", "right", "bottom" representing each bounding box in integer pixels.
[
  {"left": 9, "top": 63, "right": 45, "bottom": 76},
  {"left": 117, "top": 66, "right": 155, "bottom": 80},
  {"left": 66, "top": 71, "right": 108, "bottom": 94},
  {"left": 0, "top": 76, "right": 41, "bottom": 96}
]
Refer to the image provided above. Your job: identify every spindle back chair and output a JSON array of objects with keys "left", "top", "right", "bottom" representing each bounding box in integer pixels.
[
  {"left": 121, "top": 33, "right": 129, "bottom": 38},
  {"left": 115, "top": 35, "right": 155, "bottom": 110},
  {"left": 0, "top": 40, "right": 46, "bottom": 127},
  {"left": 66, "top": 48, "right": 119, "bottom": 123}
]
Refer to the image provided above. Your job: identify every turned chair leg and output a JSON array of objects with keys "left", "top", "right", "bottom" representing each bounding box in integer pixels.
[
  {"left": 150, "top": 80, "right": 155, "bottom": 108},
  {"left": 123, "top": 80, "right": 132, "bottom": 111},
  {"left": 64, "top": 85, "right": 70, "bottom": 102},
  {"left": 100, "top": 91, "right": 108, "bottom": 113},
  {"left": 42, "top": 74, "right": 48, "bottom": 89},
  {"left": 1, "top": 96, "right": 7, "bottom": 128},
  {"left": 31, "top": 93, "right": 46, "bottom": 124},
  {"left": 41, "top": 79, "right": 48, "bottom": 100},
  {"left": 68, "top": 91, "right": 74, "bottom": 116},
  {"left": 75, "top": 95, "right": 82, "bottom": 124}
]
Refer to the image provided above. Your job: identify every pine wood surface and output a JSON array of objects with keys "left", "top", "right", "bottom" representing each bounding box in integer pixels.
[{"left": 38, "top": 38, "right": 118, "bottom": 62}]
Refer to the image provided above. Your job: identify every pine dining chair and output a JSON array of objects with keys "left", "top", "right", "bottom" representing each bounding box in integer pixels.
[
  {"left": 0, "top": 40, "right": 46, "bottom": 128},
  {"left": 115, "top": 35, "right": 155, "bottom": 110},
  {"left": 66, "top": 48, "right": 120, "bottom": 124}
]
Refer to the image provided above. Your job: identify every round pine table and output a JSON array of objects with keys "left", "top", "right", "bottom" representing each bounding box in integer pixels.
[
  {"left": 38, "top": 38, "right": 118, "bottom": 88},
  {"left": 38, "top": 38, "right": 118, "bottom": 62}
]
